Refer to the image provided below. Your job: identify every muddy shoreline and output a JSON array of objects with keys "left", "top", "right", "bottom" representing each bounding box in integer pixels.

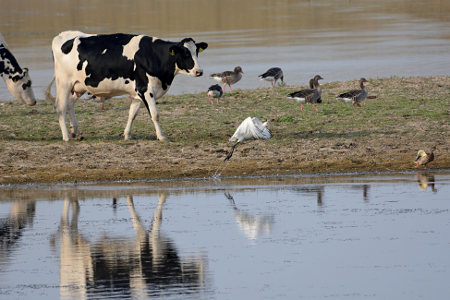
[{"left": 1, "top": 138, "right": 448, "bottom": 185}]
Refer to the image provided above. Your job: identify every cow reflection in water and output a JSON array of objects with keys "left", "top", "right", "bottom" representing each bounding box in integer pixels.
[
  {"left": 56, "top": 193, "right": 206, "bottom": 300},
  {"left": 416, "top": 173, "right": 437, "bottom": 193},
  {"left": 0, "top": 200, "right": 36, "bottom": 267},
  {"left": 224, "top": 193, "right": 274, "bottom": 241}
]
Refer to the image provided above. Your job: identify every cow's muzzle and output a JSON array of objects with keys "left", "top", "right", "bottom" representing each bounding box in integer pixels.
[{"left": 195, "top": 70, "right": 203, "bottom": 77}]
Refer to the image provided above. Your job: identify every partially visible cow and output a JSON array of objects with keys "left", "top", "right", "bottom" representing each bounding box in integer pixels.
[
  {"left": 46, "top": 31, "right": 208, "bottom": 141},
  {"left": 0, "top": 34, "right": 36, "bottom": 106}
]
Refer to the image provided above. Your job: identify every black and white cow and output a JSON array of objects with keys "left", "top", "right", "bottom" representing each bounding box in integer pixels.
[
  {"left": 0, "top": 34, "right": 36, "bottom": 106},
  {"left": 46, "top": 31, "right": 207, "bottom": 141}
]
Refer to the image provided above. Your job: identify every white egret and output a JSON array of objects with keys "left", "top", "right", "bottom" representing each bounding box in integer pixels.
[{"left": 224, "top": 117, "right": 272, "bottom": 161}]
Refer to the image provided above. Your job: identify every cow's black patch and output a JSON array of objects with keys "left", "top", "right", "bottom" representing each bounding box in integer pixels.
[
  {"left": 75, "top": 34, "right": 136, "bottom": 86},
  {"left": 61, "top": 38, "right": 75, "bottom": 54},
  {"left": 22, "top": 80, "right": 32, "bottom": 90},
  {"left": 195, "top": 42, "right": 208, "bottom": 56},
  {"left": 134, "top": 37, "right": 178, "bottom": 92},
  {"left": 0, "top": 43, "right": 22, "bottom": 76},
  {"left": 125, "top": 80, "right": 129, "bottom": 84}
]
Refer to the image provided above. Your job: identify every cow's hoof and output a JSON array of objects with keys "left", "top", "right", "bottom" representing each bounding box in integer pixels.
[
  {"left": 158, "top": 136, "right": 169, "bottom": 142},
  {"left": 70, "top": 135, "right": 84, "bottom": 141}
]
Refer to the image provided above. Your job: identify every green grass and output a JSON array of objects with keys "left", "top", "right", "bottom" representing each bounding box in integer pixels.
[{"left": 0, "top": 76, "right": 448, "bottom": 147}]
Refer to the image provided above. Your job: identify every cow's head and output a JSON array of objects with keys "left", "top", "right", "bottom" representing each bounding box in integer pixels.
[
  {"left": 170, "top": 38, "right": 208, "bottom": 77},
  {"left": 6, "top": 68, "right": 36, "bottom": 106}
]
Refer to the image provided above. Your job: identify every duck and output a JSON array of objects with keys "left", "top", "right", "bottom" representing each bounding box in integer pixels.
[
  {"left": 286, "top": 75, "right": 323, "bottom": 111},
  {"left": 258, "top": 67, "right": 284, "bottom": 88},
  {"left": 207, "top": 84, "right": 223, "bottom": 104},
  {"left": 309, "top": 77, "right": 322, "bottom": 103},
  {"left": 415, "top": 146, "right": 436, "bottom": 169},
  {"left": 336, "top": 78, "right": 369, "bottom": 110},
  {"left": 211, "top": 66, "right": 243, "bottom": 92},
  {"left": 224, "top": 117, "right": 272, "bottom": 161}
]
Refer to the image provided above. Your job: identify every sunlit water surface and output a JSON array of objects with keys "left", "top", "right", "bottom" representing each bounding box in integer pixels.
[
  {"left": 0, "top": 171, "right": 449, "bottom": 300},
  {"left": 0, "top": 0, "right": 449, "bottom": 101}
]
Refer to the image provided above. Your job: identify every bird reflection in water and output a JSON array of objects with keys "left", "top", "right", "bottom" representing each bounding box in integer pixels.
[
  {"left": 224, "top": 192, "right": 274, "bottom": 241},
  {"left": 291, "top": 186, "right": 325, "bottom": 206},
  {"left": 416, "top": 172, "right": 437, "bottom": 193},
  {"left": 292, "top": 184, "right": 370, "bottom": 206},
  {"left": 54, "top": 193, "right": 207, "bottom": 300},
  {"left": 349, "top": 184, "right": 371, "bottom": 202}
]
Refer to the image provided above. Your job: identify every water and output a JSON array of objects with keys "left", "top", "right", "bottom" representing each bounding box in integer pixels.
[
  {"left": 1, "top": 171, "right": 449, "bottom": 300},
  {"left": 1, "top": 0, "right": 449, "bottom": 101}
]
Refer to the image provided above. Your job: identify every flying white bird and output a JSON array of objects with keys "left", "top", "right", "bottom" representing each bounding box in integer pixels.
[{"left": 225, "top": 117, "right": 272, "bottom": 161}]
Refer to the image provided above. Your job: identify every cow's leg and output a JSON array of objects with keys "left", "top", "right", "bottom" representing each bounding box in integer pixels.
[
  {"left": 67, "top": 98, "right": 78, "bottom": 138},
  {"left": 55, "top": 82, "right": 71, "bottom": 141},
  {"left": 124, "top": 98, "right": 141, "bottom": 140},
  {"left": 146, "top": 94, "right": 168, "bottom": 141}
]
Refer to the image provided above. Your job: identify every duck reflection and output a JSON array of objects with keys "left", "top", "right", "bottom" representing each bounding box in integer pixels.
[
  {"left": 291, "top": 184, "right": 370, "bottom": 204},
  {"left": 56, "top": 193, "right": 206, "bottom": 300},
  {"left": 349, "top": 184, "right": 370, "bottom": 202},
  {"left": 225, "top": 192, "right": 274, "bottom": 241},
  {"left": 291, "top": 186, "right": 325, "bottom": 206},
  {"left": 416, "top": 173, "right": 437, "bottom": 193},
  {"left": 0, "top": 200, "right": 36, "bottom": 266}
]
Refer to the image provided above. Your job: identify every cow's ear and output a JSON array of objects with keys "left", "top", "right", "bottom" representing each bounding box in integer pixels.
[
  {"left": 169, "top": 45, "right": 182, "bottom": 57},
  {"left": 196, "top": 42, "right": 208, "bottom": 53}
]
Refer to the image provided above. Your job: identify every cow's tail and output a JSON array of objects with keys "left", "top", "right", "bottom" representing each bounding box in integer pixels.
[{"left": 45, "top": 76, "right": 56, "bottom": 104}]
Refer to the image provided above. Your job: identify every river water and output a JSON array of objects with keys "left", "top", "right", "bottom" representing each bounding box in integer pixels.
[
  {"left": 0, "top": 171, "right": 449, "bottom": 299},
  {"left": 1, "top": 0, "right": 449, "bottom": 100}
]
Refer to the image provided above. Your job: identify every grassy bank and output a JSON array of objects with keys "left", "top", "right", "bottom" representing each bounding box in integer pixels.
[{"left": 0, "top": 76, "right": 449, "bottom": 184}]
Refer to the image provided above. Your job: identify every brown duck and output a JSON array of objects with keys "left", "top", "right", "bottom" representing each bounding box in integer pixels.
[
  {"left": 258, "top": 67, "right": 284, "bottom": 88},
  {"left": 211, "top": 66, "right": 243, "bottom": 92},
  {"left": 336, "top": 78, "right": 369, "bottom": 110},
  {"left": 415, "top": 146, "right": 436, "bottom": 169},
  {"left": 286, "top": 75, "right": 323, "bottom": 112}
]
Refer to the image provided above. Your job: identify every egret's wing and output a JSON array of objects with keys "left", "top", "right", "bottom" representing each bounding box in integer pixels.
[
  {"left": 229, "top": 117, "right": 253, "bottom": 142},
  {"left": 230, "top": 117, "right": 272, "bottom": 142},
  {"left": 250, "top": 118, "right": 272, "bottom": 140}
]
